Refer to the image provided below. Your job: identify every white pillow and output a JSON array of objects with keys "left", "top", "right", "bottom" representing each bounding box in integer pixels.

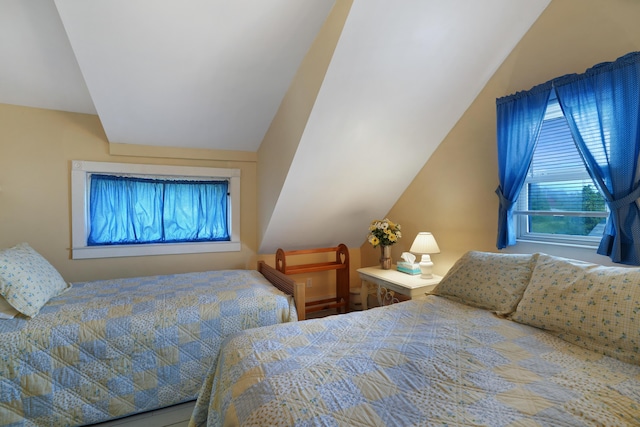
[
  {"left": 0, "top": 296, "right": 19, "bottom": 319},
  {"left": 0, "top": 243, "right": 69, "bottom": 318}
]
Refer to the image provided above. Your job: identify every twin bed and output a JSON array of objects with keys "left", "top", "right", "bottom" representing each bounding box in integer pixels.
[{"left": 0, "top": 243, "right": 303, "bottom": 426}]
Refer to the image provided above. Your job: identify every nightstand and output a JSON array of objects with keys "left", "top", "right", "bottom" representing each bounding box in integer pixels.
[{"left": 357, "top": 266, "right": 442, "bottom": 309}]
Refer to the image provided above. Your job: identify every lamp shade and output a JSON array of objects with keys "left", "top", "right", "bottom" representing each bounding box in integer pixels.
[{"left": 409, "top": 232, "right": 440, "bottom": 254}]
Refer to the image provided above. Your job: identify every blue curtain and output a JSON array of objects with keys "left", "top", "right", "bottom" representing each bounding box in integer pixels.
[
  {"left": 89, "top": 175, "right": 229, "bottom": 245},
  {"left": 495, "top": 82, "right": 552, "bottom": 249},
  {"left": 554, "top": 52, "right": 640, "bottom": 264},
  {"left": 163, "top": 180, "right": 229, "bottom": 242}
]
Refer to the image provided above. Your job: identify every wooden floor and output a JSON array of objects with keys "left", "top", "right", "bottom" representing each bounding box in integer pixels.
[
  {"left": 306, "top": 307, "right": 339, "bottom": 319},
  {"left": 91, "top": 401, "right": 195, "bottom": 427}
]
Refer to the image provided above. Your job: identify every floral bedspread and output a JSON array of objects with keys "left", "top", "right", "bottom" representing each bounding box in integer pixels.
[
  {"left": 191, "top": 296, "right": 640, "bottom": 426},
  {"left": 0, "top": 269, "right": 297, "bottom": 426}
]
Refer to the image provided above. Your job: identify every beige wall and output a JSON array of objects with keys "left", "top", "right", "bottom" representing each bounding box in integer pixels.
[
  {"left": 0, "top": 103, "right": 362, "bottom": 296},
  {"left": 361, "top": 0, "right": 640, "bottom": 273},
  {"left": 0, "top": 103, "right": 260, "bottom": 282}
]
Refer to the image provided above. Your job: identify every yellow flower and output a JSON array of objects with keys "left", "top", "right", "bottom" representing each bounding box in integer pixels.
[{"left": 367, "top": 218, "right": 401, "bottom": 247}]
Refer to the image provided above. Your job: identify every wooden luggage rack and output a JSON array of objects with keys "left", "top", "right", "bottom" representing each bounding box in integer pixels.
[{"left": 275, "top": 244, "right": 350, "bottom": 317}]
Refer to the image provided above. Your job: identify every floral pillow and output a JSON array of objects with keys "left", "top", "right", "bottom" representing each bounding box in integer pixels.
[
  {"left": 0, "top": 296, "right": 19, "bottom": 319},
  {"left": 429, "top": 251, "right": 538, "bottom": 315},
  {"left": 510, "top": 253, "right": 640, "bottom": 365},
  {"left": 0, "top": 243, "right": 70, "bottom": 318}
]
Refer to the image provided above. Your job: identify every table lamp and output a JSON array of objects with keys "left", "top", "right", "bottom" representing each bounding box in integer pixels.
[{"left": 409, "top": 232, "right": 440, "bottom": 279}]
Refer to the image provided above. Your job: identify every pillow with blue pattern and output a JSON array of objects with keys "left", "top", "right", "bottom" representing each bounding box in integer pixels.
[
  {"left": 510, "top": 253, "right": 640, "bottom": 365},
  {"left": 0, "top": 243, "right": 70, "bottom": 318},
  {"left": 430, "top": 251, "right": 538, "bottom": 315}
]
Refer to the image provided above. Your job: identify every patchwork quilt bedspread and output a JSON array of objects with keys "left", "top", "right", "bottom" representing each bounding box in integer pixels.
[
  {"left": 191, "top": 296, "right": 640, "bottom": 426},
  {"left": 0, "top": 269, "right": 297, "bottom": 427}
]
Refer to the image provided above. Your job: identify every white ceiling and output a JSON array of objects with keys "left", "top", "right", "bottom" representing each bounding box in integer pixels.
[{"left": 0, "top": 0, "right": 551, "bottom": 253}]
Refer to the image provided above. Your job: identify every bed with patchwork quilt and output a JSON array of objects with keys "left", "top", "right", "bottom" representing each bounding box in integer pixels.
[
  {"left": 0, "top": 243, "right": 300, "bottom": 426},
  {"left": 190, "top": 251, "right": 640, "bottom": 426}
]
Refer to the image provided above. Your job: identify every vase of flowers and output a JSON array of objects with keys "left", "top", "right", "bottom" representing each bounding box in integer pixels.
[{"left": 367, "top": 218, "right": 401, "bottom": 270}]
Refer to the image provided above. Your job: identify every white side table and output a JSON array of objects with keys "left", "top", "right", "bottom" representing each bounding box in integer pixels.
[{"left": 357, "top": 266, "right": 442, "bottom": 309}]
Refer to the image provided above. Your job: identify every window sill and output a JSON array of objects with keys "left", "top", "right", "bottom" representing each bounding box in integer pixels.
[
  {"left": 516, "top": 239, "right": 599, "bottom": 250},
  {"left": 72, "top": 241, "right": 241, "bottom": 259}
]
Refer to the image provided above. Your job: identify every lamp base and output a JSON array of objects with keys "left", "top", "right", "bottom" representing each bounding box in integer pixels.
[{"left": 419, "top": 254, "right": 434, "bottom": 279}]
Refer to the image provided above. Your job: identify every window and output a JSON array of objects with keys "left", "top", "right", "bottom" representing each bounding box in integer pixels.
[
  {"left": 497, "top": 52, "right": 640, "bottom": 263},
  {"left": 514, "top": 97, "right": 608, "bottom": 246},
  {"left": 71, "top": 161, "right": 240, "bottom": 259}
]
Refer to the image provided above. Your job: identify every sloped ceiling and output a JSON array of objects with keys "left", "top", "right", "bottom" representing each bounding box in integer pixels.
[{"left": 0, "top": 0, "right": 551, "bottom": 253}]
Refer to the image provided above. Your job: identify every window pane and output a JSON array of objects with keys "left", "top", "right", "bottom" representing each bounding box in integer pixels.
[
  {"left": 529, "top": 117, "right": 586, "bottom": 176},
  {"left": 515, "top": 97, "right": 607, "bottom": 244},
  {"left": 527, "top": 181, "right": 605, "bottom": 212},
  {"left": 528, "top": 215, "right": 605, "bottom": 237}
]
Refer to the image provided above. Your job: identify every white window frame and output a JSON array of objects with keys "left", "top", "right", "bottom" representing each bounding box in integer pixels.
[
  {"left": 514, "top": 99, "right": 607, "bottom": 248},
  {"left": 71, "top": 160, "right": 241, "bottom": 259},
  {"left": 515, "top": 174, "right": 608, "bottom": 248}
]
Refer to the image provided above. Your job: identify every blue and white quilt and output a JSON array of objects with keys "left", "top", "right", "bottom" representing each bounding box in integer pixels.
[
  {"left": 190, "top": 296, "right": 640, "bottom": 426},
  {"left": 0, "top": 269, "right": 297, "bottom": 426}
]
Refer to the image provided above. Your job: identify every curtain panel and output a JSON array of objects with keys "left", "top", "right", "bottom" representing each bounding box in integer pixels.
[
  {"left": 88, "top": 174, "right": 230, "bottom": 245},
  {"left": 495, "top": 82, "right": 552, "bottom": 249},
  {"left": 495, "top": 51, "right": 640, "bottom": 264}
]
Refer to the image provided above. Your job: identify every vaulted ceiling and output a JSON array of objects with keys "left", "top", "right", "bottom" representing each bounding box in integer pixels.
[{"left": 0, "top": 0, "right": 551, "bottom": 253}]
